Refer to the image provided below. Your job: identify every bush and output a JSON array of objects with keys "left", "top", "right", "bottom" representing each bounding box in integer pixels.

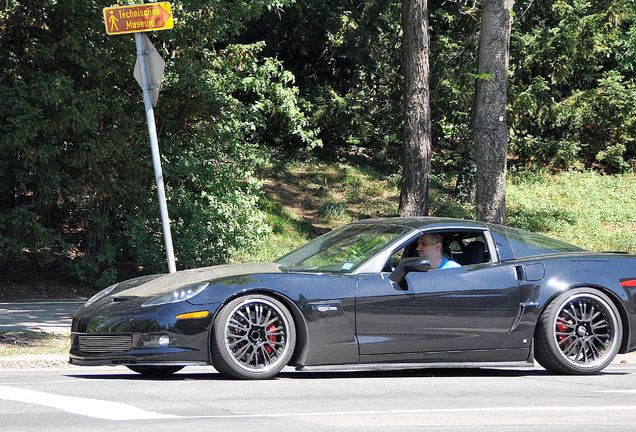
[{"left": 0, "top": 0, "right": 317, "bottom": 286}]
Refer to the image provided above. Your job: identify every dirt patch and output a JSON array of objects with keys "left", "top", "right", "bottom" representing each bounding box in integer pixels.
[
  {"left": 0, "top": 330, "right": 70, "bottom": 356},
  {"left": 0, "top": 331, "right": 52, "bottom": 346},
  {"left": 262, "top": 178, "right": 330, "bottom": 230},
  {"left": 261, "top": 163, "right": 399, "bottom": 228}
]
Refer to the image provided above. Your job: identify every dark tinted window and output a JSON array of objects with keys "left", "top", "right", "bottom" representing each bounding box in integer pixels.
[
  {"left": 501, "top": 226, "right": 585, "bottom": 258},
  {"left": 488, "top": 224, "right": 515, "bottom": 261}
]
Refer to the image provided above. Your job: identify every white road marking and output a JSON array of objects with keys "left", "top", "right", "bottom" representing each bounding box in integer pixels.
[
  {"left": 599, "top": 389, "right": 636, "bottom": 393},
  {"left": 0, "top": 385, "right": 179, "bottom": 420},
  {"left": 185, "top": 405, "right": 636, "bottom": 419}
]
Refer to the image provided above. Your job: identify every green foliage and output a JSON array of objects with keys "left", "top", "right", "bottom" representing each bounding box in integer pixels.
[
  {"left": 244, "top": 0, "right": 404, "bottom": 163},
  {"left": 3, "top": 0, "right": 636, "bottom": 289},
  {"left": 510, "top": 0, "right": 636, "bottom": 172},
  {"left": 557, "top": 71, "right": 636, "bottom": 172},
  {"left": 246, "top": 0, "right": 636, "bottom": 178},
  {"left": 0, "top": 0, "right": 318, "bottom": 286},
  {"left": 233, "top": 194, "right": 312, "bottom": 264},
  {"left": 472, "top": 72, "right": 493, "bottom": 81}
]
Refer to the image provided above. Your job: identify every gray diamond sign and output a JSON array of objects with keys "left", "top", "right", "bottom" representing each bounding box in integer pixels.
[{"left": 133, "top": 33, "right": 165, "bottom": 107}]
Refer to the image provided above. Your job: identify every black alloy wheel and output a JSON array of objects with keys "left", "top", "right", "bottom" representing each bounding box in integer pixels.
[
  {"left": 535, "top": 288, "right": 622, "bottom": 374},
  {"left": 210, "top": 294, "right": 296, "bottom": 380}
]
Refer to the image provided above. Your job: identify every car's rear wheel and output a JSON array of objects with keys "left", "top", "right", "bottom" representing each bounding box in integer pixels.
[
  {"left": 126, "top": 365, "right": 184, "bottom": 377},
  {"left": 210, "top": 294, "right": 296, "bottom": 380},
  {"left": 535, "top": 288, "right": 622, "bottom": 374}
]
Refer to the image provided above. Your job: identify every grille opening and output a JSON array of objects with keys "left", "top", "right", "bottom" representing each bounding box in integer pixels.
[{"left": 77, "top": 334, "right": 133, "bottom": 353}]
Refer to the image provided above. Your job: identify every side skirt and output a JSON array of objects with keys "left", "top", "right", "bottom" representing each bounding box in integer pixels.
[
  {"left": 296, "top": 360, "right": 534, "bottom": 372},
  {"left": 293, "top": 347, "right": 536, "bottom": 369},
  {"left": 357, "top": 347, "right": 532, "bottom": 364}
]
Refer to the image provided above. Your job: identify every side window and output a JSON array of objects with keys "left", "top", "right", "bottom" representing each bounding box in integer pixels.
[
  {"left": 383, "top": 230, "right": 491, "bottom": 271},
  {"left": 451, "top": 234, "right": 490, "bottom": 266}
]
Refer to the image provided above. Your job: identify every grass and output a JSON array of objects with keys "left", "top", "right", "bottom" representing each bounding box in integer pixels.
[
  {"left": 232, "top": 196, "right": 315, "bottom": 263},
  {"left": 507, "top": 171, "right": 636, "bottom": 252},
  {"left": 0, "top": 331, "right": 70, "bottom": 356},
  {"left": 245, "top": 163, "right": 636, "bottom": 260},
  {"left": 236, "top": 162, "right": 402, "bottom": 262}
]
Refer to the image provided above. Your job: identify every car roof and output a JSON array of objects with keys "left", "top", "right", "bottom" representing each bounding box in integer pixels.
[{"left": 351, "top": 216, "right": 489, "bottom": 231}]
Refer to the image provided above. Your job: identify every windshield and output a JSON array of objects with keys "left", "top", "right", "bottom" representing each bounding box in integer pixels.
[{"left": 276, "top": 223, "right": 411, "bottom": 273}]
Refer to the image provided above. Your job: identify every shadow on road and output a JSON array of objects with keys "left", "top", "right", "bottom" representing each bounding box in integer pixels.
[{"left": 64, "top": 367, "right": 629, "bottom": 381}]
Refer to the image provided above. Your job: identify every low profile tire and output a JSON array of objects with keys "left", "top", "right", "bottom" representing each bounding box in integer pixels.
[
  {"left": 126, "top": 366, "right": 184, "bottom": 377},
  {"left": 534, "top": 288, "right": 622, "bottom": 374},
  {"left": 210, "top": 294, "right": 296, "bottom": 380}
]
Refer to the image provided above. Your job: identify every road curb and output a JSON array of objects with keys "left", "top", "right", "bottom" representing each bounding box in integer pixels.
[{"left": 0, "top": 354, "right": 70, "bottom": 369}]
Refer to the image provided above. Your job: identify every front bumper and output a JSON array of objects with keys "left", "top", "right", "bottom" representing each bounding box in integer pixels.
[
  {"left": 69, "top": 297, "right": 220, "bottom": 367},
  {"left": 69, "top": 331, "right": 211, "bottom": 366}
]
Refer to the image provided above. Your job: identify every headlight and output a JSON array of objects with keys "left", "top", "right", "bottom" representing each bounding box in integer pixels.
[
  {"left": 84, "top": 283, "right": 119, "bottom": 307},
  {"left": 141, "top": 282, "right": 209, "bottom": 307}
]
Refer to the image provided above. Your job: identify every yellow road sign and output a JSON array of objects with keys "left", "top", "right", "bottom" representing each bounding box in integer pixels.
[{"left": 103, "top": 2, "right": 173, "bottom": 35}]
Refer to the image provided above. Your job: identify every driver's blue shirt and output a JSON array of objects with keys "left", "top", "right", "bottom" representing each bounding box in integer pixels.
[{"left": 439, "top": 257, "right": 461, "bottom": 269}]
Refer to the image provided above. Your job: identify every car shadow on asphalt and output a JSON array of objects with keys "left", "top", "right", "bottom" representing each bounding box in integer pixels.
[{"left": 64, "top": 367, "right": 629, "bottom": 381}]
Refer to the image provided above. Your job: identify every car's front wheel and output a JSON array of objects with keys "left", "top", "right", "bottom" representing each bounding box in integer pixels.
[
  {"left": 535, "top": 288, "right": 622, "bottom": 374},
  {"left": 210, "top": 294, "right": 296, "bottom": 380}
]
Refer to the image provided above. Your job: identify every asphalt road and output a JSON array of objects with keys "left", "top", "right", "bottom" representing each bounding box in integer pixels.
[
  {"left": 0, "top": 301, "right": 84, "bottom": 334},
  {"left": 2, "top": 364, "right": 636, "bottom": 432}
]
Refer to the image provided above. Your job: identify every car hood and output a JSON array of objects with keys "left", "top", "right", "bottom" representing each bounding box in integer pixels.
[{"left": 114, "top": 262, "right": 281, "bottom": 298}]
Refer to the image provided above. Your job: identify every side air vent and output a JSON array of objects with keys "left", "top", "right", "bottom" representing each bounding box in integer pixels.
[{"left": 112, "top": 296, "right": 136, "bottom": 302}]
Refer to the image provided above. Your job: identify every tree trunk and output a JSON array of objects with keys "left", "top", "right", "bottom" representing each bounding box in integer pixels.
[
  {"left": 471, "top": 0, "right": 514, "bottom": 224},
  {"left": 399, "top": 0, "right": 431, "bottom": 217}
]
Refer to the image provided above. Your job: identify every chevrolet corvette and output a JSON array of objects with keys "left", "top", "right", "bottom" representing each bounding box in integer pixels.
[{"left": 70, "top": 217, "right": 636, "bottom": 379}]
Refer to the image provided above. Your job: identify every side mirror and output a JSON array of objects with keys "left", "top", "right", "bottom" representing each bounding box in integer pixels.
[{"left": 389, "top": 257, "right": 431, "bottom": 285}]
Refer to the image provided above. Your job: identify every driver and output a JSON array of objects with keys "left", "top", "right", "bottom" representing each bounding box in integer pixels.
[{"left": 416, "top": 234, "right": 461, "bottom": 269}]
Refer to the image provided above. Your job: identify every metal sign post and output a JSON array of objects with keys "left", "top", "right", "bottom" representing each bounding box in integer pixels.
[
  {"left": 103, "top": 3, "right": 176, "bottom": 273},
  {"left": 134, "top": 33, "right": 176, "bottom": 273}
]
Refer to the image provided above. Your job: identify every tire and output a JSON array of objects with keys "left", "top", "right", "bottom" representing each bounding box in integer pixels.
[
  {"left": 534, "top": 288, "right": 622, "bottom": 374},
  {"left": 210, "top": 294, "right": 296, "bottom": 380},
  {"left": 126, "top": 365, "right": 184, "bottom": 377}
]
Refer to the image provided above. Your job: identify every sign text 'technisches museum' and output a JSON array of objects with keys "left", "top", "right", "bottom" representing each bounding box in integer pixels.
[{"left": 103, "top": 2, "right": 173, "bottom": 36}]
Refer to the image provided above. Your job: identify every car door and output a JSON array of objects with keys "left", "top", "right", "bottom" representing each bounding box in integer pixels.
[{"left": 355, "top": 258, "right": 521, "bottom": 356}]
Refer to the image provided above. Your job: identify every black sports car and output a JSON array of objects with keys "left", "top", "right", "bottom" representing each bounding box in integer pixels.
[{"left": 70, "top": 217, "right": 636, "bottom": 379}]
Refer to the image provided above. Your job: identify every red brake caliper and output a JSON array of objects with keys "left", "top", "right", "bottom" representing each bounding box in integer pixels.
[
  {"left": 264, "top": 324, "right": 277, "bottom": 354},
  {"left": 556, "top": 316, "right": 571, "bottom": 348}
]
